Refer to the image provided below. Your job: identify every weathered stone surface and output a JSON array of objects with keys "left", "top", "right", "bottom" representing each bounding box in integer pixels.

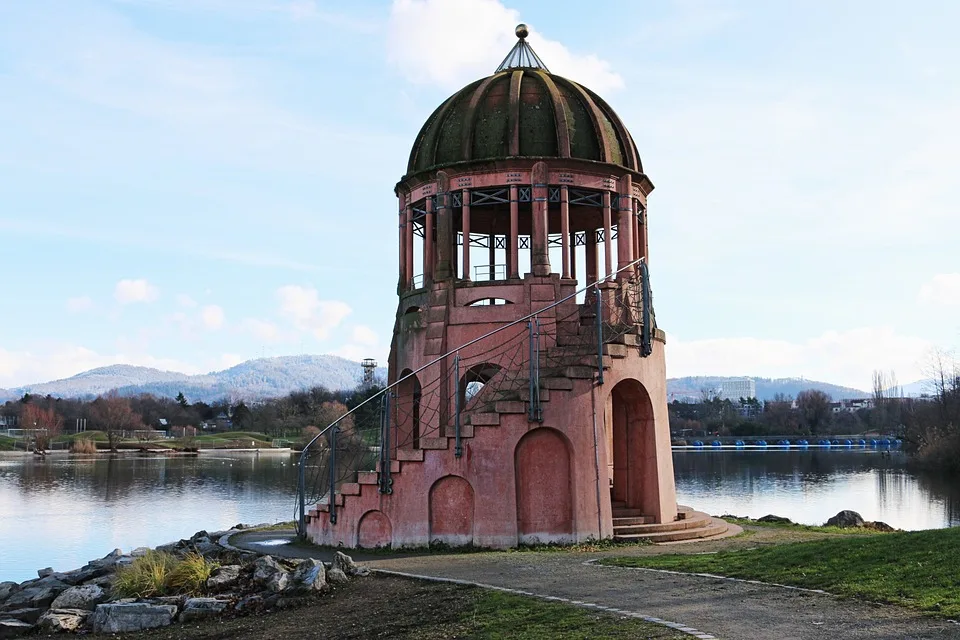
[
  {"left": 291, "top": 559, "right": 327, "bottom": 592},
  {"left": 131, "top": 547, "right": 152, "bottom": 557},
  {"left": 757, "top": 514, "right": 792, "bottom": 524},
  {"left": 333, "top": 552, "right": 369, "bottom": 577},
  {"left": 234, "top": 595, "right": 262, "bottom": 612},
  {"left": 325, "top": 567, "right": 349, "bottom": 585},
  {"left": 92, "top": 603, "right": 177, "bottom": 633},
  {"left": 3, "top": 586, "right": 60, "bottom": 610},
  {"left": 179, "top": 597, "right": 228, "bottom": 622},
  {"left": 0, "top": 619, "right": 33, "bottom": 639},
  {"left": 253, "top": 556, "right": 289, "bottom": 593},
  {"left": 193, "top": 541, "right": 222, "bottom": 558},
  {"left": 0, "top": 583, "right": 19, "bottom": 603},
  {"left": 865, "top": 520, "right": 896, "bottom": 532},
  {"left": 49, "top": 584, "right": 107, "bottom": 611},
  {"left": 825, "top": 510, "right": 865, "bottom": 528},
  {"left": 1, "top": 609, "right": 41, "bottom": 625},
  {"left": 38, "top": 608, "right": 90, "bottom": 633},
  {"left": 36, "top": 568, "right": 55, "bottom": 579},
  {"left": 207, "top": 565, "right": 241, "bottom": 591}
]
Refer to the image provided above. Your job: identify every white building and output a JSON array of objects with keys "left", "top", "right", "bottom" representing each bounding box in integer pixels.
[{"left": 719, "top": 378, "right": 756, "bottom": 401}]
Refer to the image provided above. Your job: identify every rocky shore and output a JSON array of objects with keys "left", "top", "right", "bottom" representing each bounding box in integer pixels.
[{"left": 0, "top": 527, "right": 369, "bottom": 638}]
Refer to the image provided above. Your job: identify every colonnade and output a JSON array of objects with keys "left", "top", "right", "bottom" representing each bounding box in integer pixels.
[{"left": 398, "top": 180, "right": 647, "bottom": 291}]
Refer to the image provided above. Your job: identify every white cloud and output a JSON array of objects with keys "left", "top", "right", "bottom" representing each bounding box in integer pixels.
[
  {"left": 387, "top": 0, "right": 623, "bottom": 92},
  {"left": 668, "top": 326, "right": 934, "bottom": 391},
  {"left": 276, "top": 285, "right": 351, "bottom": 339},
  {"left": 114, "top": 278, "right": 159, "bottom": 304},
  {"left": 241, "top": 318, "right": 283, "bottom": 343},
  {"left": 351, "top": 325, "right": 379, "bottom": 346},
  {"left": 333, "top": 343, "right": 387, "bottom": 363},
  {"left": 66, "top": 296, "right": 94, "bottom": 313},
  {"left": 176, "top": 294, "right": 197, "bottom": 308},
  {"left": 200, "top": 304, "right": 225, "bottom": 330},
  {"left": 918, "top": 273, "right": 960, "bottom": 306},
  {"left": 219, "top": 352, "right": 245, "bottom": 369}
]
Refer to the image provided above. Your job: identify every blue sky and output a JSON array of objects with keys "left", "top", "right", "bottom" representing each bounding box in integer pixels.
[{"left": 1, "top": 0, "right": 958, "bottom": 390}]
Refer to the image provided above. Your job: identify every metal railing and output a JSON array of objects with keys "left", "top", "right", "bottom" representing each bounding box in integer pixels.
[{"left": 296, "top": 258, "right": 655, "bottom": 537}]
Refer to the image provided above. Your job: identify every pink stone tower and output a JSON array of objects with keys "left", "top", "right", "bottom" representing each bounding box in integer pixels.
[{"left": 303, "top": 26, "right": 729, "bottom": 547}]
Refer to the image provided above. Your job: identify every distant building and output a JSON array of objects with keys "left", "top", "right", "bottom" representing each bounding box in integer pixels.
[
  {"left": 719, "top": 378, "right": 756, "bottom": 401},
  {"left": 831, "top": 398, "right": 874, "bottom": 413},
  {"left": 0, "top": 415, "right": 16, "bottom": 428}
]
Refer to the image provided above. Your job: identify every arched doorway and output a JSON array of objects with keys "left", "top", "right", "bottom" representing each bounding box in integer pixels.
[
  {"left": 610, "top": 378, "right": 656, "bottom": 511},
  {"left": 357, "top": 510, "right": 392, "bottom": 548},
  {"left": 395, "top": 369, "right": 421, "bottom": 450},
  {"left": 515, "top": 428, "right": 573, "bottom": 544},
  {"left": 429, "top": 475, "right": 475, "bottom": 546}
]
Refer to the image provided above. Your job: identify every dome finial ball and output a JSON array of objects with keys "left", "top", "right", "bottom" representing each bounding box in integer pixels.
[{"left": 515, "top": 23, "right": 528, "bottom": 39}]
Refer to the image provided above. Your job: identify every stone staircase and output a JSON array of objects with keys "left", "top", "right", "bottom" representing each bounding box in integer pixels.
[{"left": 612, "top": 503, "right": 733, "bottom": 543}]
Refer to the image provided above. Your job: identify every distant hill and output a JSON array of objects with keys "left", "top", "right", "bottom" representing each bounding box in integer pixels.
[
  {"left": 1, "top": 355, "right": 386, "bottom": 403},
  {"left": 666, "top": 376, "right": 869, "bottom": 402}
]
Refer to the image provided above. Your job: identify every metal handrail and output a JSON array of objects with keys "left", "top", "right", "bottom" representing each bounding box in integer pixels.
[{"left": 296, "top": 257, "right": 646, "bottom": 535}]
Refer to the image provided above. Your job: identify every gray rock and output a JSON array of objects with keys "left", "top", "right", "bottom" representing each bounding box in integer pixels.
[
  {"left": 131, "top": 547, "right": 152, "bottom": 557},
  {"left": 0, "top": 619, "right": 33, "bottom": 639},
  {"left": 866, "top": 520, "right": 896, "bottom": 532},
  {"left": 325, "top": 566, "right": 349, "bottom": 585},
  {"left": 253, "top": 556, "right": 289, "bottom": 593},
  {"left": 38, "top": 608, "right": 90, "bottom": 633},
  {"left": 3, "top": 586, "right": 60, "bottom": 610},
  {"left": 92, "top": 603, "right": 177, "bottom": 633},
  {"left": 0, "top": 609, "right": 41, "bottom": 625},
  {"left": 757, "top": 514, "right": 792, "bottom": 524},
  {"left": 291, "top": 559, "right": 327, "bottom": 592},
  {"left": 49, "top": 584, "right": 107, "bottom": 611},
  {"left": 825, "top": 510, "right": 865, "bottom": 528},
  {"left": 179, "top": 597, "right": 228, "bottom": 623},
  {"left": 333, "top": 551, "right": 369, "bottom": 577},
  {"left": 36, "top": 568, "right": 55, "bottom": 579},
  {"left": 192, "top": 540, "right": 222, "bottom": 558},
  {"left": 0, "top": 583, "right": 19, "bottom": 603},
  {"left": 206, "top": 565, "right": 241, "bottom": 591},
  {"left": 234, "top": 594, "right": 262, "bottom": 612}
]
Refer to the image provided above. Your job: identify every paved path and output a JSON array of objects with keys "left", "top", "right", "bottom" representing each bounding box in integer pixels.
[{"left": 230, "top": 530, "right": 958, "bottom": 640}]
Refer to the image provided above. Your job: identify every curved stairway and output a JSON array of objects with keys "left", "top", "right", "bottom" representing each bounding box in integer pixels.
[{"left": 612, "top": 504, "right": 736, "bottom": 543}]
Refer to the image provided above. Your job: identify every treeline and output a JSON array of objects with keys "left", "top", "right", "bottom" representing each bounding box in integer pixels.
[{"left": 1, "top": 383, "right": 384, "bottom": 446}]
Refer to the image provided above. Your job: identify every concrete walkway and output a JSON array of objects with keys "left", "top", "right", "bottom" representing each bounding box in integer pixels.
[{"left": 230, "top": 529, "right": 958, "bottom": 640}]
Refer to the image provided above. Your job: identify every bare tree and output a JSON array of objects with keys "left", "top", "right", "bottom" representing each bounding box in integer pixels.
[
  {"left": 796, "top": 389, "right": 832, "bottom": 436},
  {"left": 21, "top": 404, "right": 62, "bottom": 451},
  {"left": 90, "top": 393, "right": 144, "bottom": 451}
]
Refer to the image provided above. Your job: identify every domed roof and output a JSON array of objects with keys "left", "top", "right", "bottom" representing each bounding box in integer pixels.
[{"left": 405, "top": 28, "right": 641, "bottom": 178}]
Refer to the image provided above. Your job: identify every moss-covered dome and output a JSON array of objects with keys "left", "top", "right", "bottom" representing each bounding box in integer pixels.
[{"left": 405, "top": 68, "right": 642, "bottom": 178}]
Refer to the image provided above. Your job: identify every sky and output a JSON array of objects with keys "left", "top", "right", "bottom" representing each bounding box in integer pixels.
[{"left": 1, "top": 0, "right": 958, "bottom": 391}]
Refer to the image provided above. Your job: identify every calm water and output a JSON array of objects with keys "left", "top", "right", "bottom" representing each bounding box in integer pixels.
[
  {"left": 2, "top": 449, "right": 957, "bottom": 583},
  {"left": 0, "top": 452, "right": 297, "bottom": 583},
  {"left": 674, "top": 449, "right": 960, "bottom": 530}
]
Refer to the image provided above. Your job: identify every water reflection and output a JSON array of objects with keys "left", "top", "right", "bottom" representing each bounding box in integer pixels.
[
  {"left": 0, "top": 453, "right": 298, "bottom": 583},
  {"left": 674, "top": 449, "right": 960, "bottom": 530}
]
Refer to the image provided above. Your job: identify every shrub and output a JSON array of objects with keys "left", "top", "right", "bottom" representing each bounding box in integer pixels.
[
  {"left": 113, "top": 551, "right": 179, "bottom": 598},
  {"left": 167, "top": 552, "right": 218, "bottom": 594},
  {"left": 70, "top": 438, "right": 98, "bottom": 454}
]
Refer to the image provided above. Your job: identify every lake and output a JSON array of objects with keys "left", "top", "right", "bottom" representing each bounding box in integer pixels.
[{"left": 1, "top": 449, "right": 957, "bottom": 583}]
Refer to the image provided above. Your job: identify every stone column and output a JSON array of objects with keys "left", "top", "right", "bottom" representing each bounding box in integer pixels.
[
  {"left": 616, "top": 176, "right": 634, "bottom": 279},
  {"left": 637, "top": 203, "right": 647, "bottom": 263},
  {"left": 488, "top": 233, "right": 496, "bottom": 281},
  {"left": 424, "top": 196, "right": 435, "bottom": 284},
  {"left": 509, "top": 184, "right": 519, "bottom": 279},
  {"left": 602, "top": 191, "right": 613, "bottom": 279},
  {"left": 398, "top": 199, "right": 406, "bottom": 288},
  {"left": 435, "top": 173, "right": 452, "bottom": 280},
  {"left": 585, "top": 228, "right": 598, "bottom": 285},
  {"left": 531, "top": 162, "right": 550, "bottom": 277},
  {"left": 570, "top": 230, "right": 578, "bottom": 281},
  {"left": 461, "top": 189, "right": 471, "bottom": 281},
  {"left": 560, "top": 185, "right": 570, "bottom": 279},
  {"left": 404, "top": 204, "right": 414, "bottom": 288}
]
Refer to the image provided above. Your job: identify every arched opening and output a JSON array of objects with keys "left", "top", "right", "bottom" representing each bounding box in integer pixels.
[
  {"left": 395, "top": 369, "right": 421, "bottom": 451},
  {"left": 357, "top": 510, "right": 392, "bottom": 548},
  {"left": 466, "top": 298, "right": 513, "bottom": 306},
  {"left": 515, "top": 428, "right": 574, "bottom": 544},
  {"left": 459, "top": 363, "right": 502, "bottom": 409},
  {"left": 610, "top": 378, "right": 656, "bottom": 512},
  {"left": 429, "top": 475, "right": 475, "bottom": 546}
]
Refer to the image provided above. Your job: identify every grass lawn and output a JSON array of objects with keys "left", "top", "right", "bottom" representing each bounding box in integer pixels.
[
  {"left": 603, "top": 526, "right": 960, "bottom": 617},
  {"left": 0, "top": 435, "right": 15, "bottom": 451}
]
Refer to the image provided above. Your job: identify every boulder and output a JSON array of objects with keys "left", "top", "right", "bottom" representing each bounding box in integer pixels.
[
  {"left": 757, "top": 515, "right": 792, "bottom": 524},
  {"left": 192, "top": 540, "right": 222, "bottom": 559},
  {"left": 825, "top": 510, "right": 865, "bottom": 528},
  {"left": 3, "top": 586, "right": 61, "bottom": 610},
  {"left": 291, "top": 559, "right": 327, "bottom": 592},
  {"left": 233, "top": 595, "right": 262, "bottom": 612},
  {"left": 38, "top": 608, "right": 90, "bottom": 633},
  {"left": 865, "top": 520, "right": 896, "bottom": 532},
  {"left": 92, "top": 603, "right": 177, "bottom": 634},
  {"left": 253, "top": 556, "right": 289, "bottom": 593},
  {"left": 131, "top": 547, "right": 152, "bottom": 557},
  {"left": 0, "top": 619, "right": 33, "bottom": 639},
  {"left": 179, "top": 597, "right": 228, "bottom": 623},
  {"left": 333, "top": 551, "right": 369, "bottom": 577},
  {"left": 36, "top": 568, "right": 55, "bottom": 579},
  {"left": 325, "top": 567, "right": 349, "bottom": 585},
  {"left": 1, "top": 609, "right": 42, "bottom": 625},
  {"left": 49, "top": 584, "right": 107, "bottom": 611},
  {"left": 0, "top": 583, "right": 19, "bottom": 603},
  {"left": 206, "top": 565, "right": 241, "bottom": 591}
]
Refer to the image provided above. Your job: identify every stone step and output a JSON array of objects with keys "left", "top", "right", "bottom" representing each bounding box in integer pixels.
[
  {"left": 564, "top": 365, "right": 597, "bottom": 379},
  {"left": 613, "top": 516, "right": 655, "bottom": 526},
  {"left": 494, "top": 400, "right": 526, "bottom": 414},
  {"left": 541, "top": 377, "right": 574, "bottom": 391},
  {"left": 375, "top": 459, "right": 401, "bottom": 473},
  {"left": 396, "top": 448, "right": 425, "bottom": 462},
  {"left": 442, "top": 424, "right": 474, "bottom": 438},
  {"left": 613, "top": 519, "right": 729, "bottom": 544},
  {"left": 612, "top": 511, "right": 714, "bottom": 535},
  {"left": 517, "top": 387, "right": 550, "bottom": 402},
  {"left": 420, "top": 437, "right": 448, "bottom": 450},
  {"left": 605, "top": 343, "right": 628, "bottom": 358},
  {"left": 339, "top": 482, "right": 361, "bottom": 496},
  {"left": 358, "top": 471, "right": 379, "bottom": 485},
  {"left": 467, "top": 412, "right": 500, "bottom": 426},
  {"left": 612, "top": 508, "right": 646, "bottom": 518}
]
